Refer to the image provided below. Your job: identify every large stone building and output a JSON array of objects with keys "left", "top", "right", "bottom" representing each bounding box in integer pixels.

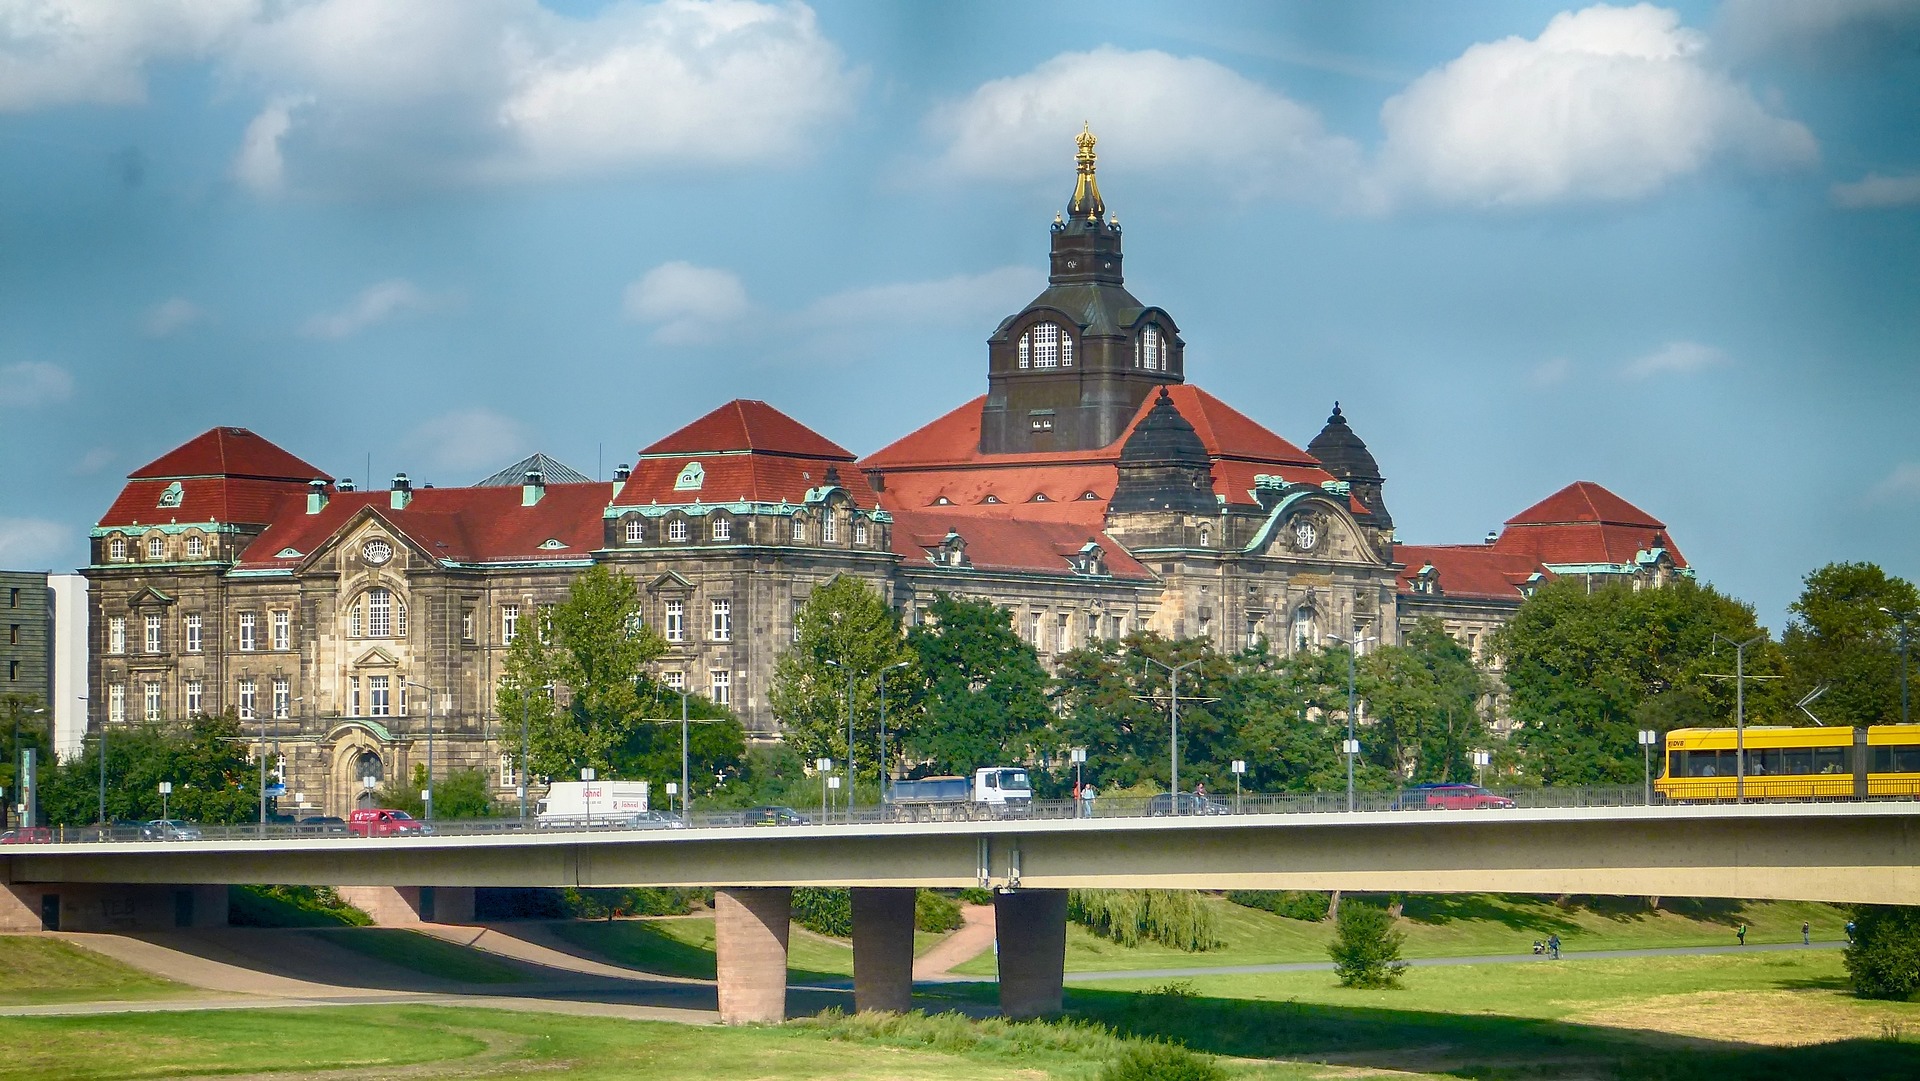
[{"left": 82, "top": 132, "right": 1688, "bottom": 815}]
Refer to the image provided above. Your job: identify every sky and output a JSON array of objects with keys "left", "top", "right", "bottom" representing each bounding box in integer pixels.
[{"left": 1, "top": 0, "right": 1917, "bottom": 631}]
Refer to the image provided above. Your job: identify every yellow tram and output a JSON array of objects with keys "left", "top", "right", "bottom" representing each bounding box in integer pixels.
[{"left": 1657, "top": 724, "right": 1920, "bottom": 801}]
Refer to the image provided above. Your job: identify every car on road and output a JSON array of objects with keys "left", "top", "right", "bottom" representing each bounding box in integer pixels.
[
  {"left": 347, "top": 808, "right": 426, "bottom": 837},
  {"left": 1147, "top": 793, "right": 1232, "bottom": 816},
  {"left": 299, "top": 815, "right": 348, "bottom": 834},
  {"left": 743, "top": 805, "right": 809, "bottom": 826},
  {"left": 631, "top": 810, "right": 688, "bottom": 829},
  {"left": 1392, "top": 783, "right": 1515, "bottom": 810},
  {"left": 141, "top": 819, "right": 204, "bottom": 841},
  {"left": 0, "top": 827, "right": 53, "bottom": 844}
]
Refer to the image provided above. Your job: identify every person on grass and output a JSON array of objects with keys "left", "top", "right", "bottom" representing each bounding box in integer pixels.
[
  {"left": 1547, "top": 933, "right": 1561, "bottom": 960},
  {"left": 1737, "top": 923, "right": 1748, "bottom": 946}
]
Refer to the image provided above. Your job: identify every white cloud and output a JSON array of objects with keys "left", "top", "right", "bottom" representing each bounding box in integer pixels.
[
  {"left": 1870, "top": 463, "right": 1920, "bottom": 504},
  {"left": 140, "top": 296, "right": 206, "bottom": 338},
  {"left": 0, "top": 0, "right": 254, "bottom": 111},
  {"left": 1831, "top": 172, "right": 1920, "bottom": 209},
  {"left": 924, "top": 46, "right": 1362, "bottom": 202},
  {"left": 623, "top": 262, "right": 750, "bottom": 346},
  {"left": 400, "top": 407, "right": 533, "bottom": 475},
  {"left": 0, "top": 517, "right": 67, "bottom": 566},
  {"left": 301, "top": 279, "right": 455, "bottom": 340},
  {"left": 1373, "top": 3, "right": 1818, "bottom": 209},
  {"left": 68, "top": 447, "right": 114, "bottom": 475},
  {"left": 0, "top": 360, "right": 73, "bottom": 406},
  {"left": 1529, "top": 356, "right": 1575, "bottom": 388},
  {"left": 230, "top": 94, "right": 306, "bottom": 194},
  {"left": 1622, "top": 340, "right": 1729, "bottom": 379}
]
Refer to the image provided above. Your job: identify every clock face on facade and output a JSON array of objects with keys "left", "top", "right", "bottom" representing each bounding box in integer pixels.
[
  {"left": 1294, "top": 521, "right": 1318, "bottom": 551},
  {"left": 362, "top": 539, "right": 393, "bottom": 565}
]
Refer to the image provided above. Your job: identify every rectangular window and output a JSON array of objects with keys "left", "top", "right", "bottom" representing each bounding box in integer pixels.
[
  {"left": 8, "top": 624, "right": 16, "bottom": 645},
  {"left": 712, "top": 517, "right": 731, "bottom": 541},
  {"left": 238, "top": 611, "right": 256, "bottom": 651},
  {"left": 822, "top": 515, "right": 837, "bottom": 543},
  {"left": 711, "top": 599, "right": 732, "bottom": 642},
  {"left": 1110, "top": 614, "right": 1125, "bottom": 640},
  {"left": 185, "top": 613, "right": 202, "bottom": 653},
  {"left": 396, "top": 600, "right": 408, "bottom": 639},
  {"left": 109, "top": 616, "right": 125, "bottom": 654},
  {"left": 664, "top": 600, "right": 684, "bottom": 643},
  {"left": 238, "top": 678, "right": 256, "bottom": 722},
  {"left": 462, "top": 608, "right": 475, "bottom": 641},
  {"left": 502, "top": 604, "right": 519, "bottom": 645},
  {"left": 625, "top": 518, "right": 644, "bottom": 543},
  {"left": 500, "top": 754, "right": 516, "bottom": 788},
  {"left": 398, "top": 682, "right": 408, "bottom": 717},
  {"left": 1057, "top": 612, "right": 1070, "bottom": 650},
  {"left": 273, "top": 610, "right": 290, "bottom": 651},
  {"left": 273, "top": 676, "right": 290, "bottom": 719},
  {"left": 791, "top": 599, "right": 804, "bottom": 643},
  {"left": 185, "top": 679, "right": 202, "bottom": 716},
  {"left": 144, "top": 681, "right": 162, "bottom": 722},
  {"left": 369, "top": 675, "right": 390, "bottom": 717},
  {"left": 144, "top": 613, "right": 162, "bottom": 653},
  {"left": 186, "top": 535, "right": 205, "bottom": 558},
  {"left": 1026, "top": 612, "right": 1041, "bottom": 646},
  {"left": 348, "top": 603, "right": 362, "bottom": 638},
  {"left": 854, "top": 520, "right": 869, "bottom": 545},
  {"left": 710, "top": 669, "right": 730, "bottom": 706},
  {"left": 791, "top": 518, "right": 805, "bottom": 542},
  {"left": 349, "top": 676, "right": 361, "bottom": 717},
  {"left": 664, "top": 670, "right": 685, "bottom": 691},
  {"left": 109, "top": 682, "right": 125, "bottom": 723},
  {"left": 368, "top": 592, "right": 391, "bottom": 637}
]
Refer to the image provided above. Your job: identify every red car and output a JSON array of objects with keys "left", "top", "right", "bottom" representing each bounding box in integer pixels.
[
  {"left": 1394, "top": 784, "right": 1515, "bottom": 810},
  {"left": 347, "top": 808, "right": 425, "bottom": 837},
  {"left": 0, "top": 827, "right": 54, "bottom": 844}
]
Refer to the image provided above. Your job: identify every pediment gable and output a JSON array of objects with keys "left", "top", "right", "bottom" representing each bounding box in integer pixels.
[
  {"left": 649, "top": 570, "right": 694, "bottom": 593},
  {"left": 350, "top": 646, "right": 400, "bottom": 669}
]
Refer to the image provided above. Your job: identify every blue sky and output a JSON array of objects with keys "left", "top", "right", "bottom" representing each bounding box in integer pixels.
[{"left": 2, "top": 0, "right": 1916, "bottom": 629}]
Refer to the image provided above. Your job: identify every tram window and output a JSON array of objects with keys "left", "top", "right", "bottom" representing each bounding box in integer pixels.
[
  {"left": 1815, "top": 747, "right": 1847, "bottom": 774},
  {"left": 1782, "top": 748, "right": 1814, "bottom": 775},
  {"left": 1752, "top": 749, "right": 1785, "bottom": 776},
  {"left": 1683, "top": 750, "right": 1731, "bottom": 777},
  {"left": 1872, "top": 745, "right": 1920, "bottom": 773}
]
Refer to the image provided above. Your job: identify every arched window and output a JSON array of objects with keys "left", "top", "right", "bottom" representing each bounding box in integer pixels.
[
  {"left": 146, "top": 535, "right": 165, "bottom": 560},
  {"left": 1198, "top": 523, "right": 1212, "bottom": 548},
  {"left": 712, "top": 516, "right": 731, "bottom": 541},
  {"left": 791, "top": 517, "right": 806, "bottom": 542},
  {"left": 822, "top": 514, "right": 837, "bottom": 543},
  {"left": 1291, "top": 604, "right": 1318, "bottom": 650},
  {"left": 355, "top": 750, "right": 384, "bottom": 784},
  {"left": 667, "top": 518, "right": 689, "bottom": 542},
  {"left": 1137, "top": 326, "right": 1167, "bottom": 371},
  {"left": 624, "top": 518, "right": 644, "bottom": 543},
  {"left": 108, "top": 537, "right": 127, "bottom": 560},
  {"left": 185, "top": 534, "right": 206, "bottom": 558},
  {"left": 366, "top": 588, "right": 393, "bottom": 637},
  {"left": 1018, "top": 322, "right": 1073, "bottom": 369}
]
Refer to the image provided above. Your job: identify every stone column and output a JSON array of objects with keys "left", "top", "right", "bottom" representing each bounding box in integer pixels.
[
  {"left": 994, "top": 888, "right": 1068, "bottom": 1019},
  {"left": 335, "top": 885, "right": 475, "bottom": 925},
  {"left": 851, "top": 886, "right": 916, "bottom": 1014},
  {"left": 715, "top": 886, "right": 792, "bottom": 1024}
]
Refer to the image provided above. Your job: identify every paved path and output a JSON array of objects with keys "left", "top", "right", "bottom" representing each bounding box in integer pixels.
[
  {"left": 1056, "top": 940, "right": 1847, "bottom": 983},
  {"left": 913, "top": 904, "right": 995, "bottom": 980}
]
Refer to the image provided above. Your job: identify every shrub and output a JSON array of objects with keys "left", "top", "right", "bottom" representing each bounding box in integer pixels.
[
  {"left": 559, "top": 887, "right": 707, "bottom": 920},
  {"left": 1099, "top": 1041, "right": 1226, "bottom": 1081},
  {"left": 916, "top": 889, "right": 964, "bottom": 933},
  {"left": 793, "top": 887, "right": 853, "bottom": 938},
  {"left": 957, "top": 886, "right": 995, "bottom": 907},
  {"left": 1226, "top": 889, "right": 1330, "bottom": 922},
  {"left": 1068, "top": 889, "right": 1218, "bottom": 952},
  {"left": 1846, "top": 905, "right": 1920, "bottom": 1000},
  {"left": 1329, "top": 899, "right": 1407, "bottom": 988},
  {"left": 228, "top": 885, "right": 370, "bottom": 927}
]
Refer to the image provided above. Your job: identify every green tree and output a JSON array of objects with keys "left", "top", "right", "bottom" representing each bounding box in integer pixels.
[
  {"left": 902, "top": 594, "right": 1049, "bottom": 775},
  {"left": 376, "top": 763, "right": 498, "bottom": 819},
  {"left": 1359, "top": 619, "right": 1488, "bottom": 783},
  {"left": 769, "top": 576, "right": 914, "bottom": 782},
  {"left": 1053, "top": 633, "right": 1236, "bottom": 790},
  {"left": 1221, "top": 645, "right": 1352, "bottom": 794},
  {"left": 498, "top": 565, "right": 667, "bottom": 779},
  {"left": 40, "top": 711, "right": 259, "bottom": 825},
  {"left": 1782, "top": 563, "right": 1920, "bottom": 728},
  {"left": 1491, "top": 578, "right": 1783, "bottom": 785},
  {"left": 1844, "top": 904, "right": 1920, "bottom": 1000},
  {"left": 1328, "top": 898, "right": 1408, "bottom": 988},
  {"left": 612, "top": 677, "right": 746, "bottom": 803}
]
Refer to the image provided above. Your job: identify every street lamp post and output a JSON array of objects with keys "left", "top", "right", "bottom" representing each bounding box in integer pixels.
[
  {"left": 92, "top": 694, "right": 107, "bottom": 827},
  {"left": 1141, "top": 656, "right": 1203, "bottom": 814},
  {"left": 519, "top": 688, "right": 530, "bottom": 823},
  {"left": 1231, "top": 759, "right": 1246, "bottom": 814},
  {"left": 877, "top": 660, "right": 907, "bottom": 812},
  {"left": 1471, "top": 749, "right": 1491, "bottom": 790},
  {"left": 665, "top": 781, "right": 678, "bottom": 818},
  {"left": 1638, "top": 730, "right": 1658, "bottom": 805},
  {"left": 403, "top": 681, "right": 437, "bottom": 822},
  {"left": 1327, "top": 630, "right": 1375, "bottom": 812},
  {"left": 824, "top": 659, "right": 857, "bottom": 812},
  {"left": 828, "top": 775, "right": 841, "bottom": 820},
  {"left": 580, "top": 767, "right": 596, "bottom": 827},
  {"left": 816, "top": 757, "right": 832, "bottom": 823},
  {"left": 7, "top": 705, "right": 46, "bottom": 830},
  {"left": 1712, "top": 634, "right": 1765, "bottom": 804},
  {"left": 1070, "top": 747, "right": 1086, "bottom": 818}
]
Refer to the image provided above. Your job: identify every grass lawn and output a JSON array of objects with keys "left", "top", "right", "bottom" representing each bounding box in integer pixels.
[
  {"left": 546, "top": 916, "right": 948, "bottom": 981},
  {"left": 0, "top": 936, "right": 186, "bottom": 1005},
  {"left": 312, "top": 928, "right": 528, "bottom": 984},
  {"left": 952, "top": 893, "right": 1849, "bottom": 976}
]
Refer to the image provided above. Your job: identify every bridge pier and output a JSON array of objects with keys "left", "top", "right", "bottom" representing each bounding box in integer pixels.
[
  {"left": 994, "top": 888, "right": 1068, "bottom": 1019},
  {"left": 1, "top": 880, "right": 226, "bottom": 933},
  {"left": 851, "top": 886, "right": 916, "bottom": 1013},
  {"left": 335, "top": 885, "right": 475, "bottom": 925},
  {"left": 715, "top": 886, "right": 792, "bottom": 1024}
]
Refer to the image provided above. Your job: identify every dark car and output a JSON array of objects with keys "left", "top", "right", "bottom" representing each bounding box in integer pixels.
[
  {"left": 1147, "top": 793, "right": 1232, "bottom": 816},
  {"left": 299, "top": 815, "right": 349, "bottom": 834},
  {"left": 743, "top": 805, "right": 809, "bottom": 826},
  {"left": 1393, "top": 783, "right": 1515, "bottom": 810}
]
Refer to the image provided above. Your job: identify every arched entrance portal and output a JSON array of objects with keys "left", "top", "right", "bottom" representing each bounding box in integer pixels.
[
  {"left": 353, "top": 751, "right": 384, "bottom": 808},
  {"left": 326, "top": 722, "right": 397, "bottom": 816}
]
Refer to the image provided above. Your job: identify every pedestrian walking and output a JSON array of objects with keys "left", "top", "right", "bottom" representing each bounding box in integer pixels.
[
  {"left": 1736, "top": 923, "right": 1748, "bottom": 946},
  {"left": 1802, "top": 921, "right": 1811, "bottom": 946},
  {"left": 1547, "top": 933, "right": 1561, "bottom": 960},
  {"left": 1846, "top": 920, "right": 1856, "bottom": 945},
  {"left": 1082, "top": 783, "right": 1098, "bottom": 819},
  {"left": 1072, "top": 781, "right": 1082, "bottom": 816}
]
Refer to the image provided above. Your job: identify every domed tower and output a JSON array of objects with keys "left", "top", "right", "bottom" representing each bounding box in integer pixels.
[
  {"left": 1306, "top": 402, "right": 1392, "bottom": 530},
  {"left": 1109, "top": 389, "right": 1217, "bottom": 515},
  {"left": 980, "top": 127, "right": 1185, "bottom": 454}
]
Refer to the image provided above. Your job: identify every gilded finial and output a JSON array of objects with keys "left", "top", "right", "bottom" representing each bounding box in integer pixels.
[{"left": 1067, "top": 123, "right": 1105, "bottom": 222}]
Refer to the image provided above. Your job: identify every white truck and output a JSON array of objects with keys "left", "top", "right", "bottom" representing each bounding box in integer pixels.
[
  {"left": 887, "top": 766, "right": 1032, "bottom": 821},
  {"left": 535, "top": 780, "right": 650, "bottom": 828}
]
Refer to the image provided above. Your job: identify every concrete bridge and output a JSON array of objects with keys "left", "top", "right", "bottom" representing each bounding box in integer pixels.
[{"left": 7, "top": 801, "right": 1919, "bottom": 1021}]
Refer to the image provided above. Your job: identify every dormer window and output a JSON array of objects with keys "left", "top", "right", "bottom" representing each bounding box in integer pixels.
[
  {"left": 185, "top": 535, "right": 206, "bottom": 558},
  {"left": 790, "top": 517, "right": 806, "bottom": 542},
  {"left": 1136, "top": 326, "right": 1169, "bottom": 371},
  {"left": 668, "top": 519, "right": 689, "bottom": 543},
  {"left": 157, "top": 481, "right": 185, "bottom": 509},
  {"left": 1017, "top": 322, "right": 1074, "bottom": 370},
  {"left": 712, "top": 516, "right": 731, "bottom": 541},
  {"left": 674, "top": 462, "right": 704, "bottom": 491},
  {"left": 854, "top": 520, "right": 869, "bottom": 545},
  {"left": 1030, "top": 493, "right": 1050, "bottom": 503},
  {"left": 146, "top": 535, "right": 165, "bottom": 560},
  {"left": 625, "top": 518, "right": 644, "bottom": 543},
  {"left": 108, "top": 537, "right": 126, "bottom": 561}
]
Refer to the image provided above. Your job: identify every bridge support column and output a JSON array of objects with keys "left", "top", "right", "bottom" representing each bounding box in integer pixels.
[
  {"left": 715, "top": 886, "right": 792, "bottom": 1024},
  {"left": 851, "top": 886, "right": 916, "bottom": 1014},
  {"left": 994, "top": 888, "right": 1068, "bottom": 1019},
  {"left": 335, "top": 886, "right": 474, "bottom": 925},
  {"left": 0, "top": 881, "right": 226, "bottom": 932}
]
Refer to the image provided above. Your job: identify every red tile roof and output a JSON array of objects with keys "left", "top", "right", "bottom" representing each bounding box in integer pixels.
[
  {"left": 235, "top": 484, "right": 618, "bottom": 570},
  {"left": 609, "top": 454, "right": 866, "bottom": 511},
  {"left": 639, "top": 400, "right": 854, "bottom": 461},
  {"left": 1493, "top": 481, "right": 1686, "bottom": 568},
  {"left": 1396, "top": 545, "right": 1547, "bottom": 600},
  {"left": 886, "top": 507, "right": 1154, "bottom": 581},
  {"left": 99, "top": 478, "right": 313, "bottom": 530},
  {"left": 129, "top": 427, "right": 328, "bottom": 482}
]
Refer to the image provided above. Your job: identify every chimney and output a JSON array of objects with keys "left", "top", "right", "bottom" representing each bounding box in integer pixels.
[
  {"left": 338, "top": 477, "right": 356, "bottom": 492},
  {"left": 611, "top": 463, "right": 631, "bottom": 499},
  {"left": 1484, "top": 530, "right": 1499, "bottom": 545},
  {"left": 523, "top": 469, "right": 546, "bottom": 507},
  {"left": 306, "top": 479, "right": 329, "bottom": 515},
  {"left": 390, "top": 472, "right": 412, "bottom": 510}
]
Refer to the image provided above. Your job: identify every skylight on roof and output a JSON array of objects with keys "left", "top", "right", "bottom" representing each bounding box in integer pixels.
[
  {"left": 674, "top": 462, "right": 704, "bottom": 491},
  {"left": 275, "top": 547, "right": 303, "bottom": 559}
]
